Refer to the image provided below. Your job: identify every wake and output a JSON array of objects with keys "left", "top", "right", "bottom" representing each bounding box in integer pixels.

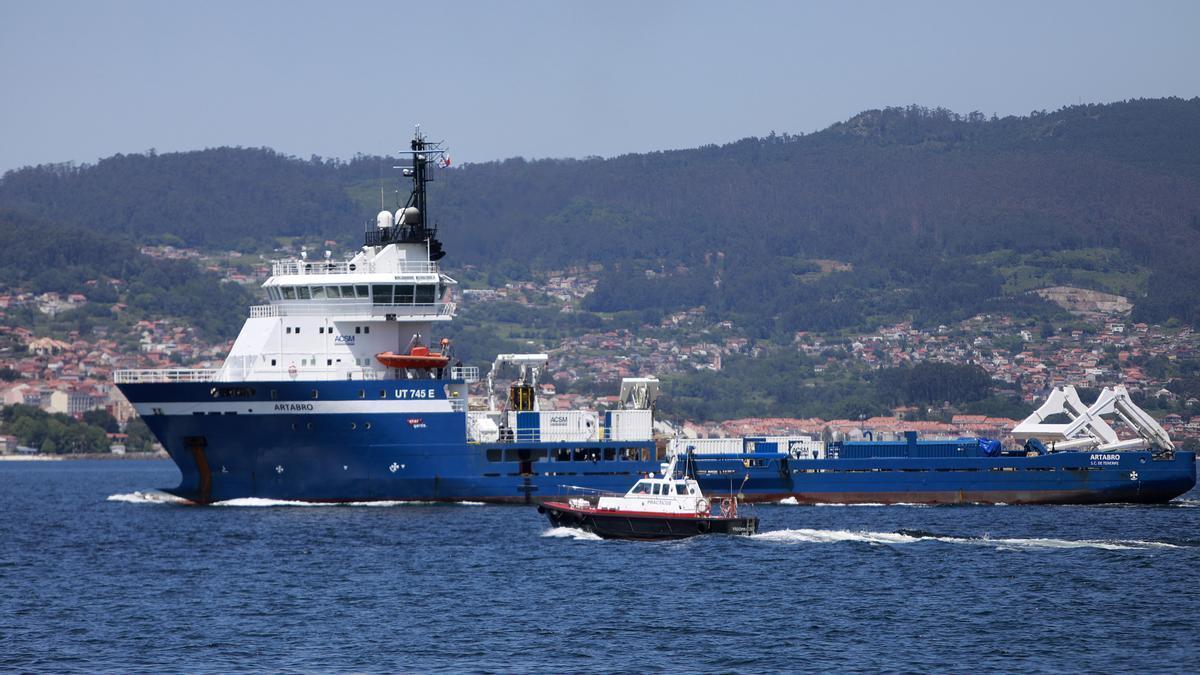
[
  {"left": 753, "top": 528, "right": 1181, "bottom": 550},
  {"left": 106, "top": 490, "right": 192, "bottom": 505},
  {"left": 541, "top": 526, "right": 604, "bottom": 541},
  {"left": 107, "top": 492, "right": 485, "bottom": 507}
]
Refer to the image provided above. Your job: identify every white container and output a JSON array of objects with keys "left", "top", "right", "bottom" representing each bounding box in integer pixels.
[
  {"left": 606, "top": 409, "right": 653, "bottom": 441},
  {"left": 539, "top": 411, "right": 599, "bottom": 442}
]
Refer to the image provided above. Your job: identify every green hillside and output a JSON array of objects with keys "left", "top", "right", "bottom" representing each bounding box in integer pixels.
[{"left": 3, "top": 98, "right": 1199, "bottom": 331}]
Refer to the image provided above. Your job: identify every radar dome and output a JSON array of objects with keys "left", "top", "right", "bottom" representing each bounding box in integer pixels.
[
  {"left": 376, "top": 210, "right": 392, "bottom": 229},
  {"left": 395, "top": 206, "right": 420, "bottom": 226}
]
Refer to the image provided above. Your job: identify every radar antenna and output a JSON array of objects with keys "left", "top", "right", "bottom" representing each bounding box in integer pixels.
[{"left": 365, "top": 125, "right": 449, "bottom": 260}]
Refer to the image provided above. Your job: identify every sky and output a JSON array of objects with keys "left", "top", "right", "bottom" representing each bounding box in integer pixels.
[{"left": 1, "top": 0, "right": 1198, "bottom": 172}]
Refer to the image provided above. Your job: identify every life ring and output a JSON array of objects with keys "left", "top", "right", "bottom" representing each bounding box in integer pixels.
[{"left": 696, "top": 498, "right": 710, "bottom": 516}]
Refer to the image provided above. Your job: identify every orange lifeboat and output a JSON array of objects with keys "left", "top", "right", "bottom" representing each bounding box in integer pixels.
[{"left": 375, "top": 344, "right": 451, "bottom": 370}]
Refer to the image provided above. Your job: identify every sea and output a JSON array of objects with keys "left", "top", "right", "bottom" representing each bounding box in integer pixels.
[{"left": 2, "top": 459, "right": 1198, "bottom": 673}]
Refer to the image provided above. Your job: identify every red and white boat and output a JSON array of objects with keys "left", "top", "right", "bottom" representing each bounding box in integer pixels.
[{"left": 538, "top": 454, "right": 758, "bottom": 540}]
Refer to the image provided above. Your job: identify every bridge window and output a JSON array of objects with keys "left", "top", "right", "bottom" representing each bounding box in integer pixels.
[
  {"left": 395, "top": 284, "right": 415, "bottom": 304},
  {"left": 325, "top": 286, "right": 340, "bottom": 299},
  {"left": 355, "top": 285, "right": 369, "bottom": 298},
  {"left": 341, "top": 285, "right": 355, "bottom": 297},
  {"left": 415, "top": 284, "right": 436, "bottom": 304},
  {"left": 311, "top": 286, "right": 326, "bottom": 300},
  {"left": 282, "top": 286, "right": 296, "bottom": 300},
  {"left": 630, "top": 481, "right": 651, "bottom": 495},
  {"left": 298, "top": 286, "right": 311, "bottom": 300},
  {"left": 372, "top": 284, "right": 393, "bottom": 304}
]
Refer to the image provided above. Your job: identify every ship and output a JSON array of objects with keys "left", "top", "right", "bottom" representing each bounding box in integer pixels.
[{"left": 114, "top": 129, "right": 1196, "bottom": 505}]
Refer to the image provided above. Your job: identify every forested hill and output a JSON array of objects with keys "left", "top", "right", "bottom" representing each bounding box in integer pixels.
[{"left": 3, "top": 97, "right": 1199, "bottom": 332}]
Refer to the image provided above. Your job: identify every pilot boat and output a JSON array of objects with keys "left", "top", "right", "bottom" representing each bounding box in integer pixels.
[{"left": 538, "top": 454, "right": 759, "bottom": 539}]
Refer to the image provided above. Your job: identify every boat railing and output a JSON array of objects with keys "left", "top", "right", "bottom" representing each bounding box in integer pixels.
[
  {"left": 114, "top": 369, "right": 219, "bottom": 384},
  {"left": 248, "top": 301, "right": 456, "bottom": 318},
  {"left": 270, "top": 260, "right": 439, "bottom": 276},
  {"left": 450, "top": 366, "right": 480, "bottom": 383},
  {"left": 553, "top": 484, "right": 624, "bottom": 501}
]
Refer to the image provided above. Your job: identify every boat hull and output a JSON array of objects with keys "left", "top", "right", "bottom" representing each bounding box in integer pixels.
[
  {"left": 118, "top": 379, "right": 1197, "bottom": 505},
  {"left": 538, "top": 502, "right": 758, "bottom": 539}
]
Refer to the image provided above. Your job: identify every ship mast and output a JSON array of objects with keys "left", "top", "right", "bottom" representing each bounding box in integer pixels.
[{"left": 367, "top": 125, "right": 448, "bottom": 260}]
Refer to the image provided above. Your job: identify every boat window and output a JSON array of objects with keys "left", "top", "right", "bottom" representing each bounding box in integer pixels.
[
  {"left": 311, "top": 286, "right": 326, "bottom": 300},
  {"left": 372, "top": 284, "right": 393, "bottom": 304},
  {"left": 298, "top": 286, "right": 312, "bottom": 300},
  {"left": 341, "top": 285, "right": 355, "bottom": 298},
  {"left": 325, "top": 286, "right": 341, "bottom": 299},
  {"left": 555, "top": 448, "right": 571, "bottom": 461},
  {"left": 282, "top": 286, "right": 296, "bottom": 300},
  {"left": 630, "top": 481, "right": 651, "bottom": 495},
  {"left": 395, "top": 284, "right": 415, "bottom": 304},
  {"left": 603, "top": 448, "right": 615, "bottom": 461},
  {"left": 364, "top": 326, "right": 370, "bottom": 334},
  {"left": 486, "top": 448, "right": 502, "bottom": 462},
  {"left": 676, "top": 483, "right": 689, "bottom": 495},
  {"left": 415, "top": 284, "right": 436, "bottom": 304}
]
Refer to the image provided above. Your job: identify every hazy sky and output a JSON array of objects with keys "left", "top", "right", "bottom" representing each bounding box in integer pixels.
[{"left": 2, "top": 0, "right": 1198, "bottom": 172}]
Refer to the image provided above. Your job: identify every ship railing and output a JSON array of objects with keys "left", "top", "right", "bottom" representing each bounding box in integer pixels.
[
  {"left": 114, "top": 369, "right": 219, "bottom": 384},
  {"left": 248, "top": 302, "right": 456, "bottom": 318},
  {"left": 271, "top": 260, "right": 439, "bottom": 276},
  {"left": 450, "top": 366, "right": 480, "bottom": 383},
  {"left": 502, "top": 429, "right": 601, "bottom": 443}
]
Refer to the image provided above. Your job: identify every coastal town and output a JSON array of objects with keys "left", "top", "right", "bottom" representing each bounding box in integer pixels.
[{"left": 2, "top": 251, "right": 1198, "bottom": 455}]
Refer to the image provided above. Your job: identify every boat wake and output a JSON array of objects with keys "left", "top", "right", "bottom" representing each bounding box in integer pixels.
[
  {"left": 753, "top": 528, "right": 1182, "bottom": 550},
  {"left": 106, "top": 491, "right": 193, "bottom": 505},
  {"left": 107, "top": 493, "right": 485, "bottom": 507},
  {"left": 212, "top": 498, "right": 486, "bottom": 507},
  {"left": 541, "top": 527, "right": 603, "bottom": 541}
]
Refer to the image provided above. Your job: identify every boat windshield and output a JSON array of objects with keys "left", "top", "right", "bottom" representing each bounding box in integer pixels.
[
  {"left": 675, "top": 482, "right": 689, "bottom": 495},
  {"left": 630, "top": 482, "right": 651, "bottom": 495}
]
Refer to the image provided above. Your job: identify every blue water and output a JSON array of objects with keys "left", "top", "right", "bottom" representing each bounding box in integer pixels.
[{"left": 3, "top": 460, "right": 1198, "bottom": 673}]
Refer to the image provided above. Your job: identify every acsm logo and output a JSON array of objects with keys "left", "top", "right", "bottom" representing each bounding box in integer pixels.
[{"left": 334, "top": 335, "right": 355, "bottom": 345}]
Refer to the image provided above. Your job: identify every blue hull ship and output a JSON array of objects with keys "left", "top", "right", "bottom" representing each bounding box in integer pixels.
[{"left": 115, "top": 129, "right": 1196, "bottom": 505}]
